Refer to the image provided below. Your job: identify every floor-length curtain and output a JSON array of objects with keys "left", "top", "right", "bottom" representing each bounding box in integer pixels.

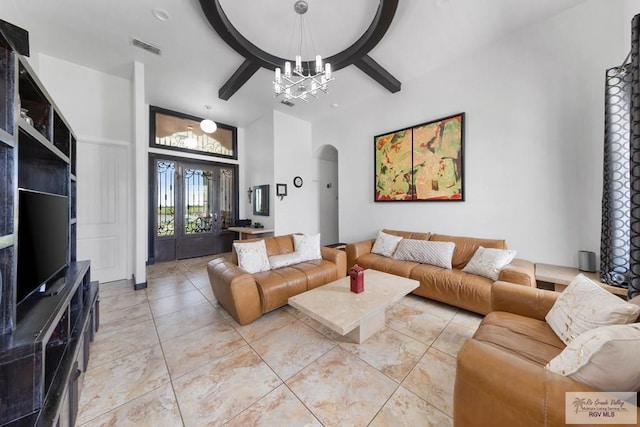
[
  {"left": 601, "top": 65, "right": 632, "bottom": 291},
  {"left": 630, "top": 14, "right": 640, "bottom": 298}
]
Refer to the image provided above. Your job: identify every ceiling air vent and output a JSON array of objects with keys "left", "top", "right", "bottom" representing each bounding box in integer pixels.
[
  {"left": 280, "top": 100, "right": 294, "bottom": 107},
  {"left": 131, "top": 38, "right": 161, "bottom": 56}
]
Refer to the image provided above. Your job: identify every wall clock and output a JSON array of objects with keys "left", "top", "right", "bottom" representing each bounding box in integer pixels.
[{"left": 293, "top": 176, "right": 303, "bottom": 188}]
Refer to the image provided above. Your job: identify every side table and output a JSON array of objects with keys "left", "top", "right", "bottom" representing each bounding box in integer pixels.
[
  {"left": 228, "top": 226, "right": 274, "bottom": 240},
  {"left": 534, "top": 263, "right": 627, "bottom": 297}
]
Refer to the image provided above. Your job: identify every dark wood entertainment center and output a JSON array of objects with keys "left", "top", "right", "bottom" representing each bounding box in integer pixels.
[{"left": 0, "top": 22, "right": 99, "bottom": 426}]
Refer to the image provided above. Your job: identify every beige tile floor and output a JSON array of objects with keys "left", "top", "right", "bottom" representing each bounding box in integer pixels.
[{"left": 77, "top": 255, "right": 483, "bottom": 427}]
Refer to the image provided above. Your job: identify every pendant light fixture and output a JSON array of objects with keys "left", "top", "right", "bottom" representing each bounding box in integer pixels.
[
  {"left": 200, "top": 105, "right": 217, "bottom": 133},
  {"left": 273, "top": 1, "right": 333, "bottom": 103}
]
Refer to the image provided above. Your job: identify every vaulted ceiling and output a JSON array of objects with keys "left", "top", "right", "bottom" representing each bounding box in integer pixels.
[{"left": 3, "top": 0, "right": 586, "bottom": 126}]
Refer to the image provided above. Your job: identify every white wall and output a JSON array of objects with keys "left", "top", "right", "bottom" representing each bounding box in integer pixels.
[
  {"left": 273, "top": 110, "right": 316, "bottom": 236},
  {"left": 244, "top": 113, "right": 275, "bottom": 228},
  {"left": 312, "top": 0, "right": 633, "bottom": 267},
  {"left": 36, "top": 54, "right": 134, "bottom": 283}
]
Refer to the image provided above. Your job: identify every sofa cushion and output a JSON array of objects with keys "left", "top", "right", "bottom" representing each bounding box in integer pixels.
[
  {"left": 264, "top": 234, "right": 296, "bottom": 256},
  {"left": 292, "top": 260, "right": 340, "bottom": 290},
  {"left": 254, "top": 267, "right": 307, "bottom": 313},
  {"left": 355, "top": 253, "right": 419, "bottom": 277},
  {"left": 410, "top": 265, "right": 494, "bottom": 314},
  {"left": 546, "top": 323, "right": 640, "bottom": 392},
  {"left": 461, "top": 247, "right": 517, "bottom": 281},
  {"left": 474, "top": 311, "right": 565, "bottom": 367},
  {"left": 545, "top": 274, "right": 640, "bottom": 345},
  {"left": 371, "top": 230, "right": 403, "bottom": 257},
  {"left": 429, "top": 234, "right": 506, "bottom": 269},
  {"left": 234, "top": 240, "right": 271, "bottom": 274},
  {"left": 393, "top": 239, "right": 455, "bottom": 269},
  {"left": 293, "top": 233, "right": 322, "bottom": 262},
  {"left": 382, "top": 228, "right": 431, "bottom": 241}
]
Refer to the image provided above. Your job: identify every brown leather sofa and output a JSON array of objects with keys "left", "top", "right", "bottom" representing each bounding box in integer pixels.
[
  {"left": 207, "top": 234, "right": 347, "bottom": 325},
  {"left": 345, "top": 229, "right": 535, "bottom": 315},
  {"left": 455, "top": 282, "right": 640, "bottom": 426}
]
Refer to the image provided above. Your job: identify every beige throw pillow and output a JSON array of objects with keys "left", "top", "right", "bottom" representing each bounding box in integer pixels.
[
  {"left": 269, "top": 252, "right": 303, "bottom": 269},
  {"left": 371, "top": 230, "right": 403, "bottom": 258},
  {"left": 546, "top": 323, "right": 640, "bottom": 391},
  {"left": 461, "top": 247, "right": 516, "bottom": 280},
  {"left": 293, "top": 233, "right": 322, "bottom": 262},
  {"left": 234, "top": 240, "right": 271, "bottom": 274},
  {"left": 545, "top": 274, "right": 640, "bottom": 345},
  {"left": 393, "top": 239, "right": 455, "bottom": 269}
]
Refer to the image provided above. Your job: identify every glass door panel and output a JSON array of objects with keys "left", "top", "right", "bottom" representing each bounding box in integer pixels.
[
  {"left": 151, "top": 155, "right": 237, "bottom": 262},
  {"left": 183, "top": 168, "right": 214, "bottom": 235}
]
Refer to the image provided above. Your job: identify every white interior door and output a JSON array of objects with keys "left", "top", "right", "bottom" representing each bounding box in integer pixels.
[{"left": 76, "top": 140, "right": 130, "bottom": 283}]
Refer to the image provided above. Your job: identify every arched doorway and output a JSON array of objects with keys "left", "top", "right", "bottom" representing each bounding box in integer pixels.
[{"left": 314, "top": 145, "right": 339, "bottom": 245}]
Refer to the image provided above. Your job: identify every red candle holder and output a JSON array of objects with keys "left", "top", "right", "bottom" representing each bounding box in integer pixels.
[{"left": 349, "top": 264, "right": 364, "bottom": 294}]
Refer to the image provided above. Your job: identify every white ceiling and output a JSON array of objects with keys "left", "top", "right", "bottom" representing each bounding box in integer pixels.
[{"left": 2, "top": 0, "right": 586, "bottom": 127}]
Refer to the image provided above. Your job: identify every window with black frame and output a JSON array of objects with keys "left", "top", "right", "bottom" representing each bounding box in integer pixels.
[{"left": 150, "top": 106, "right": 237, "bottom": 160}]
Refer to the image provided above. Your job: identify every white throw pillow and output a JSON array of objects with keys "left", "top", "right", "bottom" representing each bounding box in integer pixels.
[
  {"left": 371, "top": 230, "right": 403, "bottom": 258},
  {"left": 546, "top": 323, "right": 640, "bottom": 391},
  {"left": 293, "top": 233, "right": 322, "bottom": 262},
  {"left": 545, "top": 274, "right": 640, "bottom": 345},
  {"left": 233, "top": 240, "right": 271, "bottom": 274},
  {"left": 461, "top": 247, "right": 516, "bottom": 281},
  {"left": 269, "top": 252, "right": 303, "bottom": 269},
  {"left": 393, "top": 239, "right": 455, "bottom": 269}
]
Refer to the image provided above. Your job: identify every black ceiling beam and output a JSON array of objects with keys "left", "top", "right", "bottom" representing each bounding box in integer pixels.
[
  {"left": 199, "top": 0, "right": 401, "bottom": 100},
  {"left": 0, "top": 19, "right": 29, "bottom": 56},
  {"left": 354, "top": 55, "right": 401, "bottom": 93},
  {"left": 219, "top": 59, "right": 261, "bottom": 100}
]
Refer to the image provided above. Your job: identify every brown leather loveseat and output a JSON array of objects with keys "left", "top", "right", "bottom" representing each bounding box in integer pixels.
[
  {"left": 207, "top": 234, "right": 346, "bottom": 325},
  {"left": 345, "top": 229, "right": 535, "bottom": 315},
  {"left": 455, "top": 282, "right": 640, "bottom": 426}
]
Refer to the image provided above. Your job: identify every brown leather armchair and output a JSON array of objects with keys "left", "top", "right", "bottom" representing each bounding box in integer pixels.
[{"left": 454, "top": 282, "right": 640, "bottom": 426}]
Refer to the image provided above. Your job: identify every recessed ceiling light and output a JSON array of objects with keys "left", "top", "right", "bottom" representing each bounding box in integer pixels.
[
  {"left": 330, "top": 103, "right": 340, "bottom": 109},
  {"left": 152, "top": 8, "right": 170, "bottom": 22}
]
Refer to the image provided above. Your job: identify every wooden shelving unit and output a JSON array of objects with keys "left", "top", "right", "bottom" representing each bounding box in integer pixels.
[{"left": 0, "top": 21, "right": 99, "bottom": 426}]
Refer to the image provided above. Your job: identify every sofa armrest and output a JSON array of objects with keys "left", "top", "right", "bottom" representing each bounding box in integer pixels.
[
  {"left": 321, "top": 246, "right": 347, "bottom": 277},
  {"left": 491, "top": 281, "right": 559, "bottom": 321},
  {"left": 498, "top": 258, "right": 536, "bottom": 287},
  {"left": 345, "top": 239, "right": 375, "bottom": 269},
  {"left": 455, "top": 339, "right": 609, "bottom": 427},
  {"left": 206, "top": 258, "right": 262, "bottom": 325}
]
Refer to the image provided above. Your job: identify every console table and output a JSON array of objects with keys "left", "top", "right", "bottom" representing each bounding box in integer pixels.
[
  {"left": 535, "top": 263, "right": 627, "bottom": 297},
  {"left": 228, "top": 227, "right": 274, "bottom": 240}
]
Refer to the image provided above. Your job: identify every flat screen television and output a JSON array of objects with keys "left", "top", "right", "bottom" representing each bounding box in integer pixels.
[{"left": 17, "top": 189, "right": 69, "bottom": 305}]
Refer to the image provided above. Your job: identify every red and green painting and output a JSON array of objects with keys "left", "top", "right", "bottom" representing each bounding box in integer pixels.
[{"left": 374, "top": 113, "right": 464, "bottom": 201}]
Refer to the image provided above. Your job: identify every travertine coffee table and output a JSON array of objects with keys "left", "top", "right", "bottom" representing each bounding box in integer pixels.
[{"left": 288, "top": 269, "right": 419, "bottom": 343}]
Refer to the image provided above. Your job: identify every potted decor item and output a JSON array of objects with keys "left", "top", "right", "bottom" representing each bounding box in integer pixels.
[{"left": 349, "top": 264, "right": 364, "bottom": 293}]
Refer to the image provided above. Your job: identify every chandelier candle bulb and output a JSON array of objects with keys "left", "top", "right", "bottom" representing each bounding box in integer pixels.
[
  {"left": 275, "top": 67, "right": 281, "bottom": 83},
  {"left": 315, "top": 55, "right": 322, "bottom": 73},
  {"left": 325, "top": 63, "right": 331, "bottom": 79},
  {"left": 295, "top": 55, "right": 302, "bottom": 73},
  {"left": 285, "top": 61, "right": 292, "bottom": 78}
]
